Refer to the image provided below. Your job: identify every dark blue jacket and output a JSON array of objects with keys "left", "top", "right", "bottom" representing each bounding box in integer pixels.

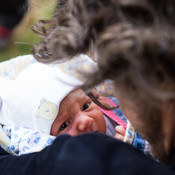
[{"left": 0, "top": 133, "right": 174, "bottom": 175}]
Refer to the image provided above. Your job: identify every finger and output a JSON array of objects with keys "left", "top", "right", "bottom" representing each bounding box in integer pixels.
[
  {"left": 114, "top": 133, "right": 125, "bottom": 141},
  {"left": 115, "top": 125, "right": 126, "bottom": 136}
]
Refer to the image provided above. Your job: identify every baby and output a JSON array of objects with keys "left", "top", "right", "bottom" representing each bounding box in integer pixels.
[{"left": 0, "top": 62, "right": 127, "bottom": 155}]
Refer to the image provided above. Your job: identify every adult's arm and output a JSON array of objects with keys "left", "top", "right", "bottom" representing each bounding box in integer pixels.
[{"left": 0, "top": 133, "right": 174, "bottom": 175}]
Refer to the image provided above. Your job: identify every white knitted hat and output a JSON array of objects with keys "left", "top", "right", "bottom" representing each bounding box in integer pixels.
[{"left": 0, "top": 63, "right": 82, "bottom": 134}]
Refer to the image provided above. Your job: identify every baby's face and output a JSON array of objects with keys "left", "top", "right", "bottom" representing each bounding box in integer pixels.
[{"left": 50, "top": 89, "right": 106, "bottom": 136}]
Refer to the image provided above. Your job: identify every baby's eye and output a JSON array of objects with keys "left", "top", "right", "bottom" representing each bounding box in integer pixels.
[
  {"left": 82, "top": 103, "right": 90, "bottom": 111},
  {"left": 60, "top": 121, "right": 71, "bottom": 131}
]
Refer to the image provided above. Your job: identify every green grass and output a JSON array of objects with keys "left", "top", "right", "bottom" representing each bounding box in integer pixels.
[{"left": 0, "top": 0, "right": 57, "bottom": 62}]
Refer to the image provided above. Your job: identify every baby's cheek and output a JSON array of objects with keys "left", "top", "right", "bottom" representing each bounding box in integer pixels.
[
  {"left": 96, "top": 110, "right": 106, "bottom": 134},
  {"left": 50, "top": 120, "right": 59, "bottom": 136}
]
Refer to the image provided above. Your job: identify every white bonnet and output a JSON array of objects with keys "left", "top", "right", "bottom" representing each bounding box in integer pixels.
[{"left": 0, "top": 63, "right": 82, "bottom": 134}]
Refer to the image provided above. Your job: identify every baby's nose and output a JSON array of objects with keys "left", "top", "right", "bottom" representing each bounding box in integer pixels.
[{"left": 76, "top": 114, "right": 94, "bottom": 133}]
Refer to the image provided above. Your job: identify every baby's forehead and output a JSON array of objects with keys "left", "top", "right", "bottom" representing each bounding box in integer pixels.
[{"left": 64, "top": 88, "right": 88, "bottom": 99}]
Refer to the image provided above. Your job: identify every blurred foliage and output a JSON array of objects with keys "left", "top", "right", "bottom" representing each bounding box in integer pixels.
[{"left": 0, "top": 0, "right": 57, "bottom": 62}]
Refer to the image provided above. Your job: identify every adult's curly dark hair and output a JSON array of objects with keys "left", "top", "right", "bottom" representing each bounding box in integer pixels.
[
  {"left": 32, "top": 0, "right": 175, "bottom": 101},
  {"left": 32, "top": 0, "right": 175, "bottom": 163}
]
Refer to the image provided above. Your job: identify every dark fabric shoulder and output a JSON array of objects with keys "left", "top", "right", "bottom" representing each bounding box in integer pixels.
[
  {"left": 0, "top": 147, "right": 10, "bottom": 156},
  {"left": 0, "top": 133, "right": 174, "bottom": 175},
  {"left": 169, "top": 151, "right": 175, "bottom": 172}
]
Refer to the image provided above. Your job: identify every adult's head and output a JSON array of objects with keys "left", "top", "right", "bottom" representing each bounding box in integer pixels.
[{"left": 32, "top": 0, "right": 175, "bottom": 163}]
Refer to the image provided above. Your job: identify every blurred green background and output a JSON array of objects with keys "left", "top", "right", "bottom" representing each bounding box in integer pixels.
[{"left": 0, "top": 0, "right": 57, "bottom": 62}]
